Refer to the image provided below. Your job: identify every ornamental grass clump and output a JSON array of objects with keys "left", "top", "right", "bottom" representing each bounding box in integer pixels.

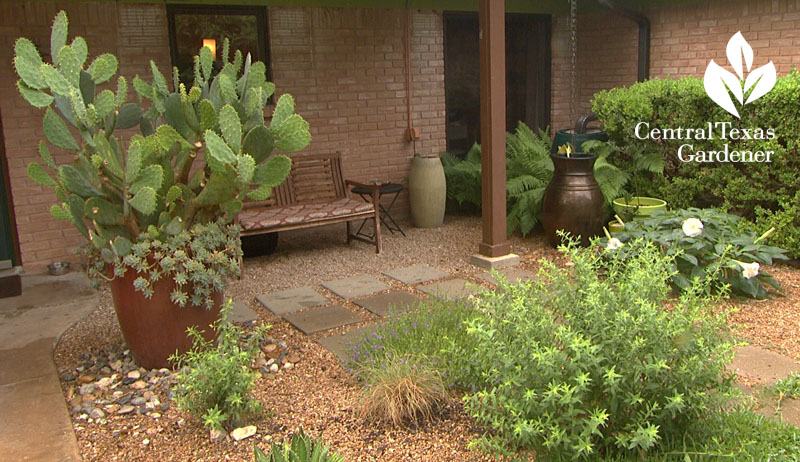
[
  {"left": 170, "top": 300, "right": 268, "bottom": 431},
  {"left": 462, "top": 238, "right": 736, "bottom": 460},
  {"left": 355, "top": 353, "right": 449, "bottom": 428}
]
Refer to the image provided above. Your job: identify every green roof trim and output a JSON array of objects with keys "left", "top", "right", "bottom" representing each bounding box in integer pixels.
[{"left": 5, "top": 0, "right": 701, "bottom": 15}]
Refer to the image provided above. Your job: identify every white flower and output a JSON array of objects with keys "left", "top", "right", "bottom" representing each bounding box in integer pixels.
[
  {"left": 738, "top": 261, "right": 760, "bottom": 279},
  {"left": 682, "top": 218, "right": 704, "bottom": 237},
  {"left": 607, "top": 238, "right": 623, "bottom": 250}
]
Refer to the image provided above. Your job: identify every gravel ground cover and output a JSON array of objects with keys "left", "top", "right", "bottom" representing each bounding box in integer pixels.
[{"left": 52, "top": 214, "right": 800, "bottom": 461}]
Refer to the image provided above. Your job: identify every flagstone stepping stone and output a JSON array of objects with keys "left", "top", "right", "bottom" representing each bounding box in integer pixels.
[
  {"left": 354, "top": 290, "right": 422, "bottom": 317},
  {"left": 322, "top": 275, "right": 388, "bottom": 299},
  {"left": 419, "top": 278, "right": 482, "bottom": 300},
  {"left": 256, "top": 287, "right": 328, "bottom": 315},
  {"left": 317, "top": 325, "right": 378, "bottom": 363},
  {"left": 228, "top": 300, "right": 258, "bottom": 323},
  {"left": 283, "top": 305, "right": 364, "bottom": 334},
  {"left": 477, "top": 267, "right": 537, "bottom": 286},
  {"left": 728, "top": 346, "right": 800, "bottom": 385},
  {"left": 383, "top": 264, "right": 450, "bottom": 285}
]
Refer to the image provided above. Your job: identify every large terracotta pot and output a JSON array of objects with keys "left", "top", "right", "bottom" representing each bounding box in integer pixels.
[
  {"left": 409, "top": 155, "right": 446, "bottom": 228},
  {"left": 109, "top": 266, "right": 222, "bottom": 369},
  {"left": 541, "top": 153, "right": 605, "bottom": 247}
]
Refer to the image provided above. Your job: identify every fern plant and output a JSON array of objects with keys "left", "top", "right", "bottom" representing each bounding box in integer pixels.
[
  {"left": 442, "top": 123, "right": 647, "bottom": 236},
  {"left": 505, "top": 122, "right": 554, "bottom": 235},
  {"left": 255, "top": 428, "right": 345, "bottom": 462}
]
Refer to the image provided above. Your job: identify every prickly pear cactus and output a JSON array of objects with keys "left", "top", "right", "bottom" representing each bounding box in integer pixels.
[{"left": 15, "top": 11, "right": 311, "bottom": 306}]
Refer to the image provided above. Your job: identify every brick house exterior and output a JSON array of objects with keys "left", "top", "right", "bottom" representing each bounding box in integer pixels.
[{"left": 1, "top": 0, "right": 798, "bottom": 272}]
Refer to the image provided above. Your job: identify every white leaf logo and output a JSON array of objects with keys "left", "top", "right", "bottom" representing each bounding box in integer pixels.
[{"left": 703, "top": 32, "right": 776, "bottom": 118}]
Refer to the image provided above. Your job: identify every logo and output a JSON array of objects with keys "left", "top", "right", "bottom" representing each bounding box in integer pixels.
[{"left": 703, "top": 32, "right": 776, "bottom": 118}]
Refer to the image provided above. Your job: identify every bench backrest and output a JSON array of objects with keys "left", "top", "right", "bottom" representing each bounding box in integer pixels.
[
  {"left": 280, "top": 152, "right": 347, "bottom": 206},
  {"left": 244, "top": 152, "right": 347, "bottom": 209}
]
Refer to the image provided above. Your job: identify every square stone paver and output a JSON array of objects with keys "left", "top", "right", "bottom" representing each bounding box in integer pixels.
[
  {"left": 229, "top": 300, "right": 258, "bottom": 324},
  {"left": 317, "top": 325, "right": 377, "bottom": 363},
  {"left": 728, "top": 346, "right": 800, "bottom": 385},
  {"left": 322, "top": 275, "right": 388, "bottom": 299},
  {"left": 283, "top": 305, "right": 364, "bottom": 335},
  {"left": 354, "top": 290, "right": 422, "bottom": 317},
  {"left": 256, "top": 287, "right": 328, "bottom": 315},
  {"left": 382, "top": 264, "right": 450, "bottom": 285},
  {"left": 419, "top": 278, "right": 482, "bottom": 300},
  {"left": 477, "top": 267, "right": 537, "bottom": 286}
]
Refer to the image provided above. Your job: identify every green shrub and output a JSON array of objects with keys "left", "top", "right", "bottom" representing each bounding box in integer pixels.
[
  {"left": 170, "top": 300, "right": 268, "bottom": 431},
  {"left": 461, "top": 239, "right": 736, "bottom": 459},
  {"left": 348, "top": 299, "right": 483, "bottom": 391},
  {"left": 356, "top": 353, "right": 448, "bottom": 428},
  {"left": 608, "top": 208, "right": 787, "bottom": 298},
  {"left": 592, "top": 72, "right": 800, "bottom": 258},
  {"left": 255, "top": 428, "right": 344, "bottom": 462}
]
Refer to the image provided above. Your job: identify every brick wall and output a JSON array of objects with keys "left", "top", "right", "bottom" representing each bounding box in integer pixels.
[
  {"left": 0, "top": 2, "right": 171, "bottom": 272},
  {"left": 551, "top": 0, "right": 800, "bottom": 132},
  {"left": 0, "top": 3, "right": 444, "bottom": 272},
  {"left": 268, "top": 7, "right": 445, "bottom": 203}
]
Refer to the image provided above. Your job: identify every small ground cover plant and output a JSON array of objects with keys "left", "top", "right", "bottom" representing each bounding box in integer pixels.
[
  {"left": 607, "top": 208, "right": 787, "bottom": 298},
  {"left": 255, "top": 428, "right": 344, "bottom": 462},
  {"left": 170, "top": 300, "right": 268, "bottom": 431},
  {"left": 355, "top": 352, "right": 449, "bottom": 428}
]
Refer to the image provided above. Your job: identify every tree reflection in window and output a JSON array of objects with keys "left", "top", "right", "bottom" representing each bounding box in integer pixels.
[{"left": 167, "top": 5, "right": 269, "bottom": 86}]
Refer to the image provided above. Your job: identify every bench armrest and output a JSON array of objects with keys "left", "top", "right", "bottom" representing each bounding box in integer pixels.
[
  {"left": 345, "top": 179, "right": 381, "bottom": 191},
  {"left": 345, "top": 179, "right": 380, "bottom": 206}
]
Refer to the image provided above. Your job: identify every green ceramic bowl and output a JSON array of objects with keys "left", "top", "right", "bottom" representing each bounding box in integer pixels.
[
  {"left": 612, "top": 197, "right": 667, "bottom": 218},
  {"left": 608, "top": 220, "right": 625, "bottom": 234}
]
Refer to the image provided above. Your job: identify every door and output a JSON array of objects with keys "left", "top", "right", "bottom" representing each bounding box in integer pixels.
[
  {"left": 443, "top": 12, "right": 551, "bottom": 156},
  {"left": 0, "top": 110, "right": 21, "bottom": 269}
]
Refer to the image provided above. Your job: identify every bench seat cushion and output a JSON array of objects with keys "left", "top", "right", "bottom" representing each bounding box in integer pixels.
[{"left": 239, "top": 198, "right": 374, "bottom": 232}]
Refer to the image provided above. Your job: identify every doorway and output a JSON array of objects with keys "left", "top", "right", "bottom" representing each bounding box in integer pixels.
[
  {"left": 0, "top": 110, "right": 21, "bottom": 268},
  {"left": 443, "top": 12, "right": 551, "bottom": 156}
]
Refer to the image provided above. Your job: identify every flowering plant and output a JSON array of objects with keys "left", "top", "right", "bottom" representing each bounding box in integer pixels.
[{"left": 605, "top": 208, "right": 787, "bottom": 298}]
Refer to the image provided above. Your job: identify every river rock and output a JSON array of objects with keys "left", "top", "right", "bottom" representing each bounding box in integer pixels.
[{"left": 230, "top": 425, "right": 257, "bottom": 441}]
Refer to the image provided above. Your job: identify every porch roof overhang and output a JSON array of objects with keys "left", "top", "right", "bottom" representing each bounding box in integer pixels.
[{"left": 20, "top": 0, "right": 701, "bottom": 15}]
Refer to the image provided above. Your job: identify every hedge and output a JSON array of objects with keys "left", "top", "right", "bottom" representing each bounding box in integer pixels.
[{"left": 592, "top": 70, "right": 800, "bottom": 257}]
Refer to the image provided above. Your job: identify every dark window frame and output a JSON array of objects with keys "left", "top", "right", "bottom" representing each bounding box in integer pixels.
[{"left": 166, "top": 4, "right": 272, "bottom": 83}]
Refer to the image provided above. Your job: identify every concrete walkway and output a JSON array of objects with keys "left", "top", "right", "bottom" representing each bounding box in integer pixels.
[{"left": 0, "top": 272, "right": 96, "bottom": 462}]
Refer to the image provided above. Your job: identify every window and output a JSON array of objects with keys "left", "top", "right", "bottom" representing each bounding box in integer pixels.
[{"left": 166, "top": 5, "right": 270, "bottom": 86}]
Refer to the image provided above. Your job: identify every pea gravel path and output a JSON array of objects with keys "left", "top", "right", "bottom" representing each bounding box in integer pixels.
[{"left": 48, "top": 215, "right": 800, "bottom": 461}]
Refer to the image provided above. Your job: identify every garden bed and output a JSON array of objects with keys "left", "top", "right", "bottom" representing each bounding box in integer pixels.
[{"left": 52, "top": 216, "right": 800, "bottom": 461}]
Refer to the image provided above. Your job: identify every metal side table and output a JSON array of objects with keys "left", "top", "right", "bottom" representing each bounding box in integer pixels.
[{"left": 350, "top": 182, "right": 406, "bottom": 238}]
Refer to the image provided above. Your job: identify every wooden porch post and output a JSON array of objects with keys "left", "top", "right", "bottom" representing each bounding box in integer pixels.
[{"left": 472, "top": 0, "right": 518, "bottom": 268}]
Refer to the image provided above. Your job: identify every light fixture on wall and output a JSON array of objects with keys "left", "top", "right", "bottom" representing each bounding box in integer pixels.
[{"left": 202, "top": 38, "right": 216, "bottom": 60}]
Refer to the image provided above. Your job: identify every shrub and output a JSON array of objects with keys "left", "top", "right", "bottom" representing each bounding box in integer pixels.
[
  {"left": 461, "top": 239, "right": 736, "bottom": 459},
  {"left": 170, "top": 300, "right": 268, "bottom": 431},
  {"left": 255, "top": 428, "right": 344, "bottom": 462},
  {"left": 355, "top": 353, "right": 448, "bottom": 428},
  {"left": 592, "top": 72, "right": 800, "bottom": 258},
  {"left": 608, "top": 208, "right": 787, "bottom": 299},
  {"left": 349, "top": 299, "right": 483, "bottom": 391}
]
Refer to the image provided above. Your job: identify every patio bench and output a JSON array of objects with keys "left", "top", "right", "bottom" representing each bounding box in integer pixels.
[{"left": 237, "top": 152, "right": 382, "bottom": 254}]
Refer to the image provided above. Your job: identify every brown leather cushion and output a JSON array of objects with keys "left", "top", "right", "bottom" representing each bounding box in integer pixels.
[{"left": 238, "top": 198, "right": 374, "bottom": 232}]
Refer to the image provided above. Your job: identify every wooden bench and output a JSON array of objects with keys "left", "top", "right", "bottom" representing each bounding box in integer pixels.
[{"left": 237, "top": 152, "right": 382, "bottom": 253}]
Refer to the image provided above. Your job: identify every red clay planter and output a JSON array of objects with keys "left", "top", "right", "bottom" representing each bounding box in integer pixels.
[{"left": 109, "top": 266, "right": 221, "bottom": 370}]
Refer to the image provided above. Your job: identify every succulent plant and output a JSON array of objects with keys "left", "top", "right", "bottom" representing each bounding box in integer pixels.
[
  {"left": 15, "top": 11, "right": 310, "bottom": 305},
  {"left": 255, "top": 428, "right": 345, "bottom": 462}
]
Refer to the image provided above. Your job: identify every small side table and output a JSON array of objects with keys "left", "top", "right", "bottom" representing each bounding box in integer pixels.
[{"left": 351, "top": 183, "right": 406, "bottom": 238}]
